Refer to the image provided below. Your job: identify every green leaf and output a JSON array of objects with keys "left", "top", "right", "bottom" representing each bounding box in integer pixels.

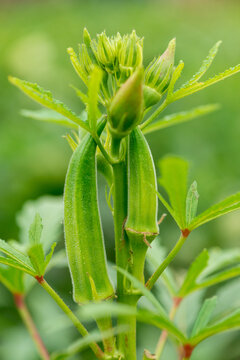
[
  {"left": 156, "top": 190, "right": 176, "bottom": 225},
  {"left": 28, "top": 244, "right": 45, "bottom": 276},
  {"left": 0, "top": 239, "right": 35, "bottom": 272},
  {"left": 27, "top": 240, "right": 56, "bottom": 277},
  {"left": 142, "top": 104, "right": 219, "bottom": 135},
  {"left": 0, "top": 266, "right": 25, "bottom": 294},
  {"left": 116, "top": 267, "right": 167, "bottom": 316},
  {"left": 189, "top": 192, "right": 240, "bottom": 230},
  {"left": 8, "top": 76, "right": 90, "bottom": 131},
  {"left": 186, "top": 181, "right": 199, "bottom": 225},
  {"left": 178, "top": 248, "right": 240, "bottom": 294},
  {"left": 158, "top": 156, "right": 189, "bottom": 228},
  {"left": 67, "top": 47, "right": 88, "bottom": 85},
  {"left": 50, "top": 326, "right": 127, "bottom": 360},
  {"left": 190, "top": 309, "right": 240, "bottom": 345},
  {"left": 16, "top": 196, "right": 63, "bottom": 252},
  {"left": 196, "top": 265, "right": 240, "bottom": 291},
  {"left": 20, "top": 109, "right": 78, "bottom": 129},
  {"left": 78, "top": 302, "right": 138, "bottom": 320},
  {"left": 191, "top": 297, "right": 217, "bottom": 337},
  {"left": 166, "top": 61, "right": 184, "bottom": 100},
  {"left": 71, "top": 85, "right": 88, "bottom": 105},
  {"left": 28, "top": 213, "right": 43, "bottom": 244},
  {"left": 172, "top": 63, "right": 240, "bottom": 102},
  {"left": 64, "top": 134, "right": 78, "bottom": 151},
  {"left": 77, "top": 302, "right": 186, "bottom": 343},
  {"left": 183, "top": 41, "right": 222, "bottom": 86},
  {"left": 44, "top": 242, "right": 57, "bottom": 270},
  {"left": 137, "top": 308, "right": 186, "bottom": 343},
  {"left": 0, "top": 256, "right": 35, "bottom": 276},
  {"left": 201, "top": 248, "right": 240, "bottom": 278},
  {"left": 178, "top": 249, "right": 209, "bottom": 297},
  {"left": 87, "top": 66, "right": 103, "bottom": 131}
]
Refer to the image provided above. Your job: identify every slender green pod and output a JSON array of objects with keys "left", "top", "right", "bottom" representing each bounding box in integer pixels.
[
  {"left": 97, "top": 152, "right": 113, "bottom": 187},
  {"left": 64, "top": 118, "right": 114, "bottom": 303},
  {"left": 125, "top": 126, "right": 159, "bottom": 284}
]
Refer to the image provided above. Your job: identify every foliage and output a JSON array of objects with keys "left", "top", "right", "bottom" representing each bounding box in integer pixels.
[{"left": 0, "top": 28, "right": 239, "bottom": 360}]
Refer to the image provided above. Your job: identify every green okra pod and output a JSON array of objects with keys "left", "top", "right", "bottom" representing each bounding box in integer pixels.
[
  {"left": 96, "top": 152, "right": 113, "bottom": 187},
  {"left": 64, "top": 118, "right": 114, "bottom": 303},
  {"left": 125, "top": 126, "right": 159, "bottom": 284}
]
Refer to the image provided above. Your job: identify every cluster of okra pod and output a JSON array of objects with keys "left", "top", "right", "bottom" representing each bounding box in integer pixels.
[{"left": 64, "top": 29, "right": 172, "bottom": 303}]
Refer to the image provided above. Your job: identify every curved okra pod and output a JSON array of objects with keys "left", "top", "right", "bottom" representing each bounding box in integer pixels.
[
  {"left": 97, "top": 153, "right": 113, "bottom": 187},
  {"left": 64, "top": 118, "right": 114, "bottom": 303},
  {"left": 125, "top": 126, "right": 159, "bottom": 284}
]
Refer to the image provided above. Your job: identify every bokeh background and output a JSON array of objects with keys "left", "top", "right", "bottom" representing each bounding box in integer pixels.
[{"left": 0, "top": 0, "right": 239, "bottom": 359}]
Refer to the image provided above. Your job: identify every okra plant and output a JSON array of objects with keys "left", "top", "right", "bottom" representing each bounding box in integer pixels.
[{"left": 1, "top": 29, "right": 240, "bottom": 359}]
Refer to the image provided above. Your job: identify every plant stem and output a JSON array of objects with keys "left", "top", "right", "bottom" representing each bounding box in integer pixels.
[
  {"left": 146, "top": 234, "right": 188, "bottom": 291},
  {"left": 140, "top": 100, "right": 169, "bottom": 131},
  {"left": 96, "top": 316, "right": 116, "bottom": 356},
  {"left": 13, "top": 293, "right": 50, "bottom": 360},
  {"left": 111, "top": 136, "right": 122, "bottom": 159},
  {"left": 155, "top": 297, "right": 182, "bottom": 359},
  {"left": 112, "top": 161, "right": 137, "bottom": 360},
  {"left": 118, "top": 295, "right": 138, "bottom": 360},
  {"left": 112, "top": 161, "right": 128, "bottom": 298},
  {"left": 38, "top": 278, "right": 105, "bottom": 360}
]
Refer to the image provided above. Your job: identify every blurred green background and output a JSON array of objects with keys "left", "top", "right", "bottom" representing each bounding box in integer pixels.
[{"left": 0, "top": 0, "right": 239, "bottom": 359}]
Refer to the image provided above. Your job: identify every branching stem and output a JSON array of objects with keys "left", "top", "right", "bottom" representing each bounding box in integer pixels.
[
  {"left": 14, "top": 293, "right": 50, "bottom": 360},
  {"left": 38, "top": 279, "right": 105, "bottom": 359},
  {"left": 140, "top": 100, "right": 169, "bottom": 130},
  {"left": 146, "top": 233, "right": 188, "bottom": 291},
  {"left": 155, "top": 297, "right": 182, "bottom": 359}
]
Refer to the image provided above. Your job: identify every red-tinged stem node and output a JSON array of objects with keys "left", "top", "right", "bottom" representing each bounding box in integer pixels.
[
  {"left": 35, "top": 275, "right": 44, "bottom": 284},
  {"left": 173, "top": 296, "right": 183, "bottom": 307},
  {"left": 180, "top": 344, "right": 195, "bottom": 359},
  {"left": 181, "top": 228, "right": 191, "bottom": 238},
  {"left": 14, "top": 293, "right": 24, "bottom": 308},
  {"left": 13, "top": 293, "right": 50, "bottom": 360}
]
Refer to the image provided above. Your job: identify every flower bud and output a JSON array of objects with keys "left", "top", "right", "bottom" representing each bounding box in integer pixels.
[
  {"left": 144, "top": 38, "right": 176, "bottom": 107},
  {"left": 79, "top": 44, "right": 94, "bottom": 76},
  {"left": 82, "top": 27, "right": 98, "bottom": 65},
  {"left": 83, "top": 27, "right": 92, "bottom": 48},
  {"left": 108, "top": 67, "right": 144, "bottom": 138},
  {"left": 118, "top": 30, "right": 143, "bottom": 81},
  {"left": 96, "top": 32, "right": 116, "bottom": 72},
  {"left": 143, "top": 85, "right": 161, "bottom": 108}
]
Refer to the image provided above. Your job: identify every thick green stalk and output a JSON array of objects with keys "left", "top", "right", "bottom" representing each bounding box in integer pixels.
[
  {"left": 14, "top": 293, "right": 50, "bottom": 360},
  {"left": 146, "top": 234, "right": 188, "bottom": 291},
  {"left": 112, "top": 161, "right": 137, "bottom": 360},
  {"left": 112, "top": 161, "right": 128, "bottom": 297},
  {"left": 38, "top": 278, "right": 105, "bottom": 359}
]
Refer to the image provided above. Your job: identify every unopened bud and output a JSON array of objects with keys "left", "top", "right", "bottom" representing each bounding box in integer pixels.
[
  {"left": 144, "top": 38, "right": 176, "bottom": 107},
  {"left": 83, "top": 27, "right": 92, "bottom": 48},
  {"left": 96, "top": 32, "right": 116, "bottom": 71},
  {"left": 118, "top": 30, "right": 143, "bottom": 81},
  {"left": 108, "top": 68, "right": 144, "bottom": 138},
  {"left": 143, "top": 85, "right": 161, "bottom": 108}
]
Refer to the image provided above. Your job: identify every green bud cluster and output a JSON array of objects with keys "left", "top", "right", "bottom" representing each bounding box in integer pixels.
[
  {"left": 117, "top": 30, "right": 143, "bottom": 82},
  {"left": 69, "top": 29, "right": 143, "bottom": 85},
  {"left": 68, "top": 29, "right": 176, "bottom": 140}
]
